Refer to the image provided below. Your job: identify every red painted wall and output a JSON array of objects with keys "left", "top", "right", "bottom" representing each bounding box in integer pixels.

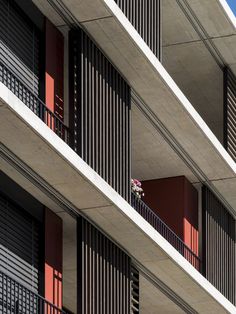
[
  {"left": 142, "top": 176, "right": 198, "bottom": 256},
  {"left": 44, "top": 19, "right": 64, "bottom": 308},
  {"left": 184, "top": 179, "right": 198, "bottom": 256},
  {"left": 45, "top": 19, "right": 64, "bottom": 122},
  {"left": 45, "top": 208, "right": 63, "bottom": 309}
]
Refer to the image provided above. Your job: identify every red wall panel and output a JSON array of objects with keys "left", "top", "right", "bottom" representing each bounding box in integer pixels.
[
  {"left": 184, "top": 179, "right": 198, "bottom": 256},
  {"left": 45, "top": 19, "right": 64, "bottom": 121},
  {"left": 45, "top": 208, "right": 63, "bottom": 308},
  {"left": 142, "top": 176, "right": 198, "bottom": 256},
  {"left": 44, "top": 19, "right": 64, "bottom": 306}
]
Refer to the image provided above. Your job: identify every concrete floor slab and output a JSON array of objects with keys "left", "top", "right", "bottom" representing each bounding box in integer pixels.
[
  {"left": 0, "top": 85, "right": 235, "bottom": 312},
  {"left": 140, "top": 274, "right": 185, "bottom": 313},
  {"left": 76, "top": 0, "right": 236, "bottom": 182}
]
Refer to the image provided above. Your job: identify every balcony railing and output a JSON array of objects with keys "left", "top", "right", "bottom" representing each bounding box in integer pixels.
[
  {"left": 0, "top": 60, "right": 70, "bottom": 144},
  {"left": 0, "top": 56, "right": 200, "bottom": 271},
  {"left": 131, "top": 192, "right": 201, "bottom": 271},
  {"left": 0, "top": 268, "right": 67, "bottom": 314}
]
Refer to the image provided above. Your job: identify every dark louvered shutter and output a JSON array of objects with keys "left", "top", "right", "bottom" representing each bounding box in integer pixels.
[
  {"left": 131, "top": 265, "right": 139, "bottom": 313},
  {"left": 0, "top": 0, "right": 40, "bottom": 95},
  {"left": 77, "top": 217, "right": 131, "bottom": 314},
  {"left": 69, "top": 29, "right": 131, "bottom": 202},
  {"left": 0, "top": 193, "right": 40, "bottom": 293},
  {"left": 202, "top": 186, "right": 236, "bottom": 305},
  {"left": 224, "top": 68, "right": 236, "bottom": 161},
  {"left": 114, "top": 0, "right": 162, "bottom": 60}
]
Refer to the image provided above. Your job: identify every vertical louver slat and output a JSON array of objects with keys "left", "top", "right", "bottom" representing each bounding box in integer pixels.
[
  {"left": 224, "top": 68, "right": 236, "bottom": 161},
  {"left": 114, "top": 0, "right": 161, "bottom": 60},
  {"left": 202, "top": 186, "right": 236, "bottom": 305},
  {"left": 69, "top": 29, "right": 131, "bottom": 201},
  {"left": 130, "top": 265, "right": 139, "bottom": 314},
  {"left": 77, "top": 217, "right": 132, "bottom": 313}
]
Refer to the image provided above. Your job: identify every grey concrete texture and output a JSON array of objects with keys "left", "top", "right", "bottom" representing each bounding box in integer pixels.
[
  {"left": 131, "top": 104, "right": 198, "bottom": 182},
  {"left": 32, "top": 0, "right": 65, "bottom": 27},
  {"left": 60, "top": 0, "right": 112, "bottom": 22},
  {"left": 0, "top": 95, "right": 233, "bottom": 313},
  {"left": 162, "top": 0, "right": 233, "bottom": 144},
  {"left": 69, "top": 0, "right": 236, "bottom": 216},
  {"left": 77, "top": 3, "right": 235, "bottom": 178},
  {"left": 139, "top": 274, "right": 185, "bottom": 313},
  {"left": 31, "top": 0, "right": 236, "bottom": 213},
  {"left": 0, "top": 0, "right": 236, "bottom": 312}
]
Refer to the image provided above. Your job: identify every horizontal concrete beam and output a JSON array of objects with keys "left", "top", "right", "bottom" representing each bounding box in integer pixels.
[
  {"left": 0, "top": 83, "right": 235, "bottom": 313},
  {"left": 57, "top": 0, "right": 236, "bottom": 216}
]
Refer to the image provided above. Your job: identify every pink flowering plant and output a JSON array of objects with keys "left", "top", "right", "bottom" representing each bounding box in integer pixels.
[{"left": 131, "top": 179, "right": 144, "bottom": 199}]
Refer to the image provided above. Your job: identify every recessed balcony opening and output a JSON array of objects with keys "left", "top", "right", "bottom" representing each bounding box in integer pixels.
[{"left": 131, "top": 102, "right": 201, "bottom": 270}]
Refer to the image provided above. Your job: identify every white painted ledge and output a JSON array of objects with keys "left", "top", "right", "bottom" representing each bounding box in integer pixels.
[{"left": 219, "top": 0, "right": 236, "bottom": 28}]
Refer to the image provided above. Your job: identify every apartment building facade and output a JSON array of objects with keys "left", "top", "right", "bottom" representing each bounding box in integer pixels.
[{"left": 0, "top": 0, "right": 235, "bottom": 313}]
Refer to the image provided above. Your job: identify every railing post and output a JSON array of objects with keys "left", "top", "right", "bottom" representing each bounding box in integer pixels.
[{"left": 15, "top": 300, "right": 19, "bottom": 314}]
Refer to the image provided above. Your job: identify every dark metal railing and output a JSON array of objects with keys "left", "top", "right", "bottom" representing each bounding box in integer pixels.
[
  {"left": 0, "top": 60, "right": 70, "bottom": 143},
  {"left": 0, "top": 51, "right": 200, "bottom": 272},
  {"left": 0, "top": 268, "right": 67, "bottom": 314},
  {"left": 131, "top": 192, "right": 201, "bottom": 271}
]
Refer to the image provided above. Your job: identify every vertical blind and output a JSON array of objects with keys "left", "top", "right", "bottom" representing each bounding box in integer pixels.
[
  {"left": 0, "top": 0, "right": 40, "bottom": 95},
  {"left": 69, "top": 28, "right": 131, "bottom": 201},
  {"left": 77, "top": 217, "right": 131, "bottom": 313},
  {"left": 202, "top": 186, "right": 236, "bottom": 305},
  {"left": 224, "top": 67, "right": 236, "bottom": 162},
  {"left": 114, "top": 0, "right": 162, "bottom": 60},
  {"left": 130, "top": 265, "right": 139, "bottom": 313}
]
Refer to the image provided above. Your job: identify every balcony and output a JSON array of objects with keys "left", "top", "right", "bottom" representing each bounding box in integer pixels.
[
  {"left": 0, "top": 57, "right": 201, "bottom": 271},
  {"left": 0, "top": 269, "right": 67, "bottom": 313},
  {"left": 0, "top": 55, "right": 235, "bottom": 313},
  {"left": 131, "top": 192, "right": 201, "bottom": 271}
]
